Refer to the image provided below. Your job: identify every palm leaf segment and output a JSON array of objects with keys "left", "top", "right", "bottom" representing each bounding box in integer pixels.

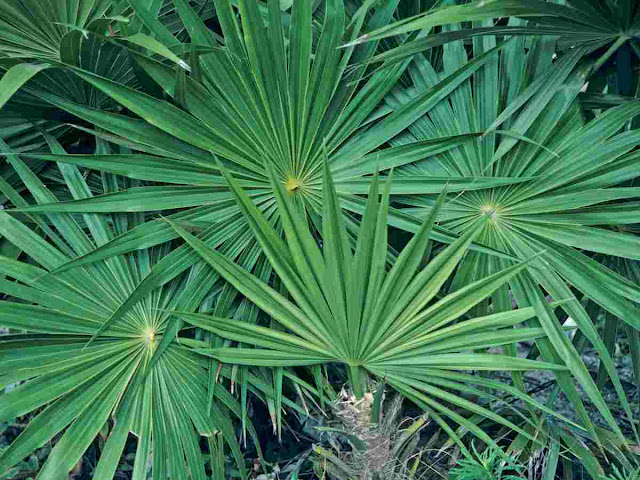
[
  {"left": 388, "top": 31, "right": 640, "bottom": 327},
  {"left": 0, "top": 0, "right": 137, "bottom": 110},
  {"left": 171, "top": 161, "right": 573, "bottom": 453},
  {"left": 0, "top": 139, "right": 253, "bottom": 479},
  {"left": 0, "top": 0, "right": 136, "bottom": 185},
  {"left": 1, "top": 0, "right": 524, "bottom": 363},
  {"left": 383, "top": 32, "right": 640, "bottom": 442},
  {"left": 0, "top": 0, "right": 210, "bottom": 154},
  {"left": 356, "top": 0, "right": 640, "bottom": 82},
  {"left": 9, "top": 0, "right": 519, "bottom": 270}
]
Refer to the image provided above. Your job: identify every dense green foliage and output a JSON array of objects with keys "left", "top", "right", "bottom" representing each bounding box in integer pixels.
[{"left": 0, "top": 0, "right": 639, "bottom": 478}]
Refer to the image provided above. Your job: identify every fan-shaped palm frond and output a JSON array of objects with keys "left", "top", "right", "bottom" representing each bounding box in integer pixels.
[
  {"left": 1, "top": 0, "right": 519, "bottom": 355},
  {"left": 0, "top": 137, "right": 260, "bottom": 479},
  {"left": 372, "top": 31, "right": 640, "bottom": 444},
  {"left": 2, "top": 0, "right": 636, "bottom": 446},
  {"left": 168, "top": 160, "right": 578, "bottom": 455}
]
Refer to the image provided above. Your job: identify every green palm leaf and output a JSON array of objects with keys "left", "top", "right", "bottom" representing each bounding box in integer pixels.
[
  {"left": 170, "top": 161, "right": 577, "bottom": 453},
  {"left": 377, "top": 30, "right": 640, "bottom": 444},
  {"left": 0, "top": 0, "right": 521, "bottom": 354},
  {"left": 349, "top": 0, "right": 634, "bottom": 83},
  {"left": 0, "top": 139, "right": 263, "bottom": 478}
]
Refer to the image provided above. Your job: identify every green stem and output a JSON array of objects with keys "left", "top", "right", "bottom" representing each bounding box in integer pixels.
[
  {"left": 348, "top": 364, "right": 366, "bottom": 398},
  {"left": 592, "top": 35, "right": 628, "bottom": 75}
]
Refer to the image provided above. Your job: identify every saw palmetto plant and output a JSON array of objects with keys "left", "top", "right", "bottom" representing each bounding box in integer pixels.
[
  {"left": 0, "top": 137, "right": 270, "bottom": 479},
  {"left": 3, "top": 0, "right": 636, "bottom": 441},
  {"left": 0, "top": 0, "right": 521, "bottom": 327},
  {"left": 0, "top": 0, "right": 639, "bottom": 478},
  {"left": 377, "top": 27, "right": 640, "bottom": 444},
  {"left": 0, "top": 0, "right": 529, "bottom": 403},
  {"left": 169, "top": 160, "right": 579, "bottom": 455}
]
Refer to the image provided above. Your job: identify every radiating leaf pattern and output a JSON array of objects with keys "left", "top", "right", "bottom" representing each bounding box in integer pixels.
[
  {"left": 170, "top": 161, "right": 579, "bottom": 454},
  {"left": 0, "top": 139, "right": 256, "bottom": 479},
  {"left": 0, "top": 0, "right": 639, "bottom": 477}
]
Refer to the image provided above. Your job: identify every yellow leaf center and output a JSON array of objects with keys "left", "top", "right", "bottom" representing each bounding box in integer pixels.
[
  {"left": 285, "top": 178, "right": 302, "bottom": 193},
  {"left": 480, "top": 204, "right": 499, "bottom": 220},
  {"left": 143, "top": 327, "right": 155, "bottom": 343}
]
